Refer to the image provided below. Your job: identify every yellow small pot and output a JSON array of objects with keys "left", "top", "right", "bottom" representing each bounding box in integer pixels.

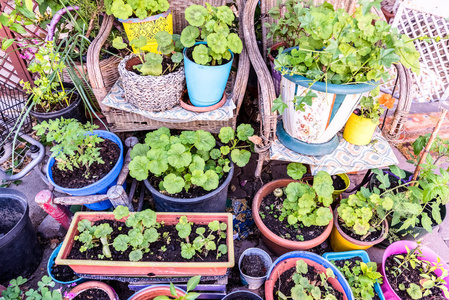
[
  {"left": 119, "top": 10, "right": 173, "bottom": 53},
  {"left": 332, "top": 174, "right": 350, "bottom": 201},
  {"left": 343, "top": 113, "right": 378, "bottom": 146},
  {"left": 330, "top": 208, "right": 388, "bottom": 252}
]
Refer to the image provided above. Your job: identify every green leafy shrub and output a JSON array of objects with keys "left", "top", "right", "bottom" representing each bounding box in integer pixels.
[
  {"left": 33, "top": 118, "right": 104, "bottom": 178},
  {"left": 106, "top": 0, "right": 169, "bottom": 20},
  {"left": 277, "top": 162, "right": 334, "bottom": 227},
  {"left": 113, "top": 31, "right": 184, "bottom": 76},
  {"left": 154, "top": 276, "right": 201, "bottom": 300},
  {"left": 128, "top": 125, "right": 254, "bottom": 194},
  {"left": 180, "top": 3, "right": 243, "bottom": 66},
  {"left": 270, "top": 0, "right": 420, "bottom": 114},
  {"left": 332, "top": 259, "right": 383, "bottom": 300}
]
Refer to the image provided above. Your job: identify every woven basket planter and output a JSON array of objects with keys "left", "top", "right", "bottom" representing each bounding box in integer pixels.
[{"left": 118, "top": 55, "right": 185, "bottom": 112}]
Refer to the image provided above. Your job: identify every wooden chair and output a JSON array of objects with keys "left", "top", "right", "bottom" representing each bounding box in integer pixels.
[
  {"left": 242, "top": 0, "right": 413, "bottom": 177},
  {"left": 86, "top": 0, "right": 250, "bottom": 133}
]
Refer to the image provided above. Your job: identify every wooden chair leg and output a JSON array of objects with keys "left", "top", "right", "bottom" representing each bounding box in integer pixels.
[
  {"left": 35, "top": 190, "right": 73, "bottom": 229},
  {"left": 107, "top": 185, "right": 134, "bottom": 211}
]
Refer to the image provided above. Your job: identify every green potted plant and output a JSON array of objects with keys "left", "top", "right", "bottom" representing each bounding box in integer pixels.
[
  {"left": 252, "top": 162, "right": 334, "bottom": 255},
  {"left": 106, "top": 0, "right": 171, "bottom": 53},
  {"left": 129, "top": 276, "right": 201, "bottom": 300},
  {"left": 113, "top": 31, "right": 185, "bottom": 112},
  {"left": 343, "top": 93, "right": 396, "bottom": 145},
  {"left": 34, "top": 117, "right": 124, "bottom": 210},
  {"left": 55, "top": 206, "right": 234, "bottom": 277},
  {"left": 0, "top": 276, "right": 66, "bottom": 300},
  {"left": 180, "top": 3, "right": 243, "bottom": 107},
  {"left": 269, "top": 0, "right": 420, "bottom": 154},
  {"left": 128, "top": 125, "right": 253, "bottom": 212}
]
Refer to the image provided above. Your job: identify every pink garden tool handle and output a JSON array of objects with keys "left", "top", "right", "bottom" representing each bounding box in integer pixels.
[
  {"left": 45, "top": 6, "right": 79, "bottom": 42},
  {"left": 381, "top": 240, "right": 449, "bottom": 300}
]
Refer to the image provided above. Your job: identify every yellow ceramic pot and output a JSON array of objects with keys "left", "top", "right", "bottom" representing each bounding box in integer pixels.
[
  {"left": 343, "top": 113, "right": 378, "bottom": 146},
  {"left": 119, "top": 9, "right": 173, "bottom": 53},
  {"left": 332, "top": 174, "right": 350, "bottom": 201},
  {"left": 330, "top": 208, "right": 388, "bottom": 252}
]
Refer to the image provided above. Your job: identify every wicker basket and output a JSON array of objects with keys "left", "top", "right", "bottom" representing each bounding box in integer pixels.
[{"left": 118, "top": 55, "right": 185, "bottom": 112}]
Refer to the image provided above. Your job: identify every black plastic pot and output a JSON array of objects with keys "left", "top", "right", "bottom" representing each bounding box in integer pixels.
[
  {"left": 369, "top": 169, "right": 447, "bottom": 248},
  {"left": 0, "top": 188, "right": 42, "bottom": 283},
  {"left": 143, "top": 161, "right": 234, "bottom": 212},
  {"left": 222, "top": 291, "right": 263, "bottom": 300},
  {"left": 29, "top": 83, "right": 86, "bottom": 123}
]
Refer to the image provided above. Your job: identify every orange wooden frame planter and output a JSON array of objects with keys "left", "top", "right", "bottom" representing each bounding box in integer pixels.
[{"left": 55, "top": 212, "right": 234, "bottom": 277}]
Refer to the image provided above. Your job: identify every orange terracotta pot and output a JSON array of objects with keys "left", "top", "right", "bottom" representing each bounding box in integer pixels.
[
  {"left": 128, "top": 285, "right": 186, "bottom": 300},
  {"left": 64, "top": 281, "right": 118, "bottom": 300},
  {"left": 181, "top": 92, "right": 227, "bottom": 112},
  {"left": 252, "top": 179, "right": 334, "bottom": 256},
  {"left": 56, "top": 212, "right": 234, "bottom": 277},
  {"left": 265, "top": 257, "right": 348, "bottom": 300}
]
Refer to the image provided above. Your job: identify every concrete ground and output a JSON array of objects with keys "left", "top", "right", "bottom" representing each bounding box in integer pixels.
[{"left": 1, "top": 135, "right": 449, "bottom": 297}]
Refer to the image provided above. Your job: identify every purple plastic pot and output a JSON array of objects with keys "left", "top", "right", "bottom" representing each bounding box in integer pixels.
[{"left": 381, "top": 240, "right": 449, "bottom": 299}]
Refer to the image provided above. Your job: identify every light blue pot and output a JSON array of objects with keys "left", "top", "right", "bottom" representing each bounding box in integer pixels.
[
  {"left": 47, "top": 243, "right": 85, "bottom": 285},
  {"left": 46, "top": 130, "right": 124, "bottom": 210},
  {"left": 183, "top": 42, "right": 234, "bottom": 107},
  {"left": 322, "top": 250, "right": 385, "bottom": 300}
]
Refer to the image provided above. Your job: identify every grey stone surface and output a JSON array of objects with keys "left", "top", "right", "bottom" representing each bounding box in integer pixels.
[{"left": 37, "top": 215, "right": 67, "bottom": 239}]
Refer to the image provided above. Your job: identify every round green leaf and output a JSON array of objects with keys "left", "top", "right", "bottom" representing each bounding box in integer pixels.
[
  {"left": 163, "top": 174, "right": 185, "bottom": 194},
  {"left": 181, "top": 25, "right": 200, "bottom": 48}
]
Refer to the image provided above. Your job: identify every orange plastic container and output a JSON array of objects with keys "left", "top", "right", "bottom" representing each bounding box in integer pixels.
[{"left": 55, "top": 212, "right": 234, "bottom": 277}]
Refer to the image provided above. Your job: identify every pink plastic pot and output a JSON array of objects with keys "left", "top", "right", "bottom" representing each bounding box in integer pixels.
[{"left": 381, "top": 240, "right": 449, "bottom": 300}]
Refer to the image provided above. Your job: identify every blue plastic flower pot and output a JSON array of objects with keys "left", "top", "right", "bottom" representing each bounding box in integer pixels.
[
  {"left": 266, "top": 251, "right": 354, "bottom": 300},
  {"left": 47, "top": 243, "right": 84, "bottom": 285},
  {"left": 322, "top": 250, "right": 385, "bottom": 300},
  {"left": 46, "top": 130, "right": 124, "bottom": 210},
  {"left": 183, "top": 42, "right": 234, "bottom": 107}
]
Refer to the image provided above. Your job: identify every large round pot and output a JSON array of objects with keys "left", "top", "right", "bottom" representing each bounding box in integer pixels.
[
  {"left": 330, "top": 207, "right": 389, "bottom": 252},
  {"left": 381, "top": 240, "right": 449, "bottom": 300},
  {"left": 183, "top": 42, "right": 234, "bottom": 107},
  {"left": 0, "top": 188, "right": 42, "bottom": 283},
  {"left": 265, "top": 251, "right": 352, "bottom": 300},
  {"left": 223, "top": 290, "right": 263, "bottom": 300},
  {"left": 343, "top": 113, "right": 379, "bottom": 146},
  {"left": 29, "top": 82, "right": 86, "bottom": 124},
  {"left": 128, "top": 285, "right": 186, "bottom": 300},
  {"left": 119, "top": 9, "right": 173, "bottom": 53},
  {"left": 118, "top": 55, "right": 185, "bottom": 112},
  {"left": 252, "top": 179, "right": 334, "bottom": 255},
  {"left": 143, "top": 160, "right": 234, "bottom": 212},
  {"left": 267, "top": 41, "right": 286, "bottom": 97},
  {"left": 64, "top": 281, "right": 118, "bottom": 300},
  {"left": 46, "top": 130, "right": 124, "bottom": 210},
  {"left": 279, "top": 47, "right": 377, "bottom": 146},
  {"left": 47, "top": 243, "right": 84, "bottom": 285}
]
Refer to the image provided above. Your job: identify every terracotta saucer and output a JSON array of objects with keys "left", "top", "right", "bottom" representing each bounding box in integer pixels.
[{"left": 180, "top": 91, "right": 227, "bottom": 112}]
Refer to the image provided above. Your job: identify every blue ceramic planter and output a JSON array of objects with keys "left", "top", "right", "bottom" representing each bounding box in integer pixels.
[
  {"left": 183, "top": 42, "right": 234, "bottom": 107},
  {"left": 267, "top": 251, "right": 354, "bottom": 300},
  {"left": 46, "top": 130, "right": 124, "bottom": 210},
  {"left": 47, "top": 243, "right": 84, "bottom": 285},
  {"left": 322, "top": 250, "right": 385, "bottom": 300}
]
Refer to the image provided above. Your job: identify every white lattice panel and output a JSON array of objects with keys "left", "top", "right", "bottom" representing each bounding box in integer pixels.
[{"left": 391, "top": 0, "right": 449, "bottom": 102}]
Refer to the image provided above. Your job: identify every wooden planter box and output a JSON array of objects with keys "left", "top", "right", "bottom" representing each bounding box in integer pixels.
[{"left": 55, "top": 212, "right": 234, "bottom": 277}]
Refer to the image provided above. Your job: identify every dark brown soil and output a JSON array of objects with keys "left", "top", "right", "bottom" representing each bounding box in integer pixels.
[
  {"left": 260, "top": 193, "right": 326, "bottom": 241},
  {"left": 332, "top": 175, "right": 346, "bottom": 190},
  {"left": 385, "top": 255, "right": 446, "bottom": 300},
  {"left": 186, "top": 47, "right": 231, "bottom": 66},
  {"left": 241, "top": 254, "right": 267, "bottom": 277},
  {"left": 51, "top": 139, "right": 120, "bottom": 189},
  {"left": 51, "top": 263, "right": 78, "bottom": 282},
  {"left": 273, "top": 264, "right": 344, "bottom": 300},
  {"left": 126, "top": 55, "right": 181, "bottom": 76},
  {"left": 149, "top": 174, "right": 226, "bottom": 199},
  {"left": 33, "top": 91, "right": 76, "bottom": 113},
  {"left": 333, "top": 257, "right": 381, "bottom": 300},
  {"left": 67, "top": 219, "right": 228, "bottom": 263},
  {"left": 338, "top": 217, "right": 384, "bottom": 242},
  {"left": 73, "top": 288, "right": 109, "bottom": 300}
]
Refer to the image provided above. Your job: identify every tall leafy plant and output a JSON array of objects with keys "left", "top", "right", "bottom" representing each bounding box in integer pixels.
[{"left": 180, "top": 3, "right": 243, "bottom": 66}]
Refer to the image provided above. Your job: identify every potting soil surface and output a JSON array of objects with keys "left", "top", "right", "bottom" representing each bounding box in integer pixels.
[
  {"left": 51, "top": 139, "right": 120, "bottom": 189},
  {"left": 33, "top": 92, "right": 77, "bottom": 113},
  {"left": 51, "top": 263, "right": 78, "bottom": 282},
  {"left": 260, "top": 193, "right": 326, "bottom": 241},
  {"left": 332, "top": 175, "right": 346, "bottom": 190},
  {"left": 68, "top": 219, "right": 228, "bottom": 262},
  {"left": 338, "top": 218, "right": 384, "bottom": 242},
  {"left": 0, "top": 198, "right": 23, "bottom": 236},
  {"left": 332, "top": 257, "right": 381, "bottom": 300},
  {"left": 241, "top": 254, "right": 266, "bottom": 277},
  {"left": 72, "top": 288, "right": 109, "bottom": 300},
  {"left": 385, "top": 255, "right": 446, "bottom": 300},
  {"left": 273, "top": 264, "right": 344, "bottom": 300}
]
